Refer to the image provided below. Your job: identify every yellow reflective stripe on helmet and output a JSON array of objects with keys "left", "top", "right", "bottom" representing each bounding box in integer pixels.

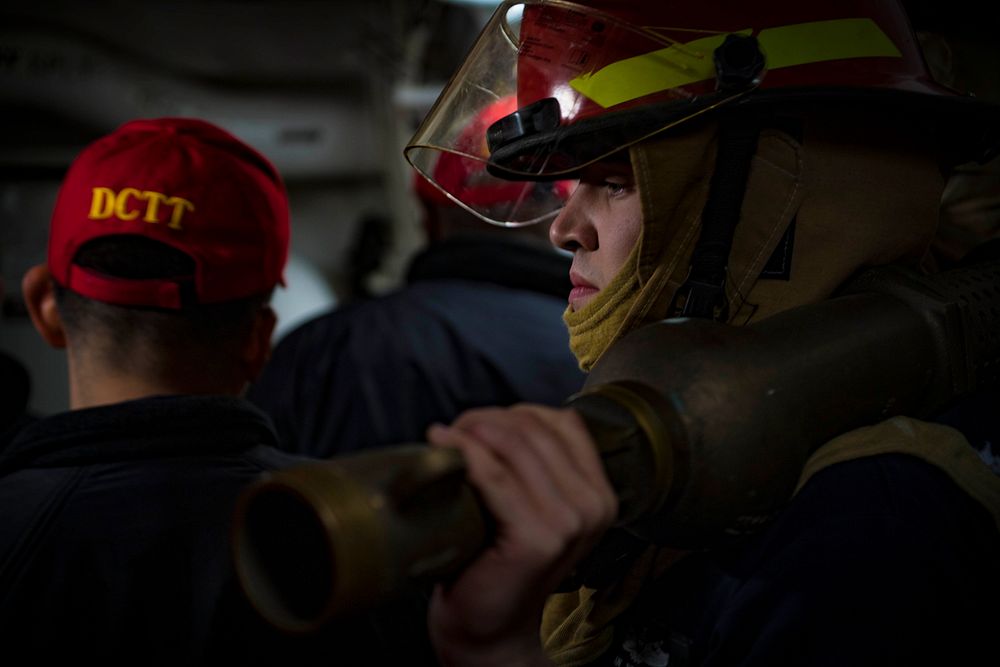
[
  {"left": 569, "top": 30, "right": 751, "bottom": 109},
  {"left": 758, "top": 18, "right": 901, "bottom": 72},
  {"left": 570, "top": 18, "right": 901, "bottom": 109}
]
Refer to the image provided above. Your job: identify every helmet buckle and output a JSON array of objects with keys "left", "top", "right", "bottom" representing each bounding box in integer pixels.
[
  {"left": 670, "top": 275, "right": 730, "bottom": 322},
  {"left": 714, "top": 34, "right": 766, "bottom": 91}
]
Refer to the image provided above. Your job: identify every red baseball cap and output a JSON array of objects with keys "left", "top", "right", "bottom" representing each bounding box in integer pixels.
[{"left": 48, "top": 117, "right": 289, "bottom": 308}]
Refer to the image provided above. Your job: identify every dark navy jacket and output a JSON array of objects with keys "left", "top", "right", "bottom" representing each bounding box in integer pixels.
[
  {"left": 250, "top": 234, "right": 585, "bottom": 457},
  {"left": 0, "top": 349, "right": 33, "bottom": 450},
  {"left": 594, "top": 454, "right": 998, "bottom": 666},
  {"left": 0, "top": 395, "right": 434, "bottom": 665},
  {"left": 589, "top": 405, "right": 1000, "bottom": 667}
]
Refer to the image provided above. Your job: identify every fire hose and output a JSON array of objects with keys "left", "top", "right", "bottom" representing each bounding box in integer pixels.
[{"left": 232, "top": 258, "right": 1000, "bottom": 633}]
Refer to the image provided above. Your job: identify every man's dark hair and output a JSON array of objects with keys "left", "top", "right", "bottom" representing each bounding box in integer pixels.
[{"left": 55, "top": 235, "right": 270, "bottom": 375}]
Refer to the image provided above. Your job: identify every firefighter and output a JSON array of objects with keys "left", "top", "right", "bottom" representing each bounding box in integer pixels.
[{"left": 407, "top": 1, "right": 1000, "bottom": 665}]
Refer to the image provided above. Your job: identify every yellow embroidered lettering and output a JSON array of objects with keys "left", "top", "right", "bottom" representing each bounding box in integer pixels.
[
  {"left": 88, "top": 187, "right": 116, "bottom": 219},
  {"left": 114, "top": 187, "right": 142, "bottom": 220},
  {"left": 87, "top": 187, "right": 192, "bottom": 229},
  {"left": 142, "top": 190, "right": 169, "bottom": 223},
  {"left": 165, "top": 196, "right": 195, "bottom": 230}
]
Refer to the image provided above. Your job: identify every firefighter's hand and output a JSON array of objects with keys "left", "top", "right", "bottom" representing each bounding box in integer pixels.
[{"left": 425, "top": 404, "right": 618, "bottom": 667}]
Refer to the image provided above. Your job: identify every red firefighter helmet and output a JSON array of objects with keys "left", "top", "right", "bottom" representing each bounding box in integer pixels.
[
  {"left": 405, "top": 0, "right": 1000, "bottom": 226},
  {"left": 410, "top": 94, "right": 572, "bottom": 226}
]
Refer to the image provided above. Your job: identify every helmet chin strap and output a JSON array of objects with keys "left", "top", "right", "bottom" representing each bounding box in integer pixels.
[
  {"left": 670, "top": 35, "right": 765, "bottom": 321},
  {"left": 669, "top": 111, "right": 761, "bottom": 321}
]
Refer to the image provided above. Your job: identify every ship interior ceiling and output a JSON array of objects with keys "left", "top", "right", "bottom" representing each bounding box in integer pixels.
[
  {"left": 1, "top": 0, "right": 997, "bottom": 417},
  {"left": 1, "top": 0, "right": 492, "bottom": 415}
]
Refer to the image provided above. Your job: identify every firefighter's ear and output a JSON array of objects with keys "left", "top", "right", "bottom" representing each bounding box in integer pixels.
[{"left": 22, "top": 264, "right": 67, "bottom": 349}]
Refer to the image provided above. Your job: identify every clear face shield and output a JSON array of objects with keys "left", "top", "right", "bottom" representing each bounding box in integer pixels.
[{"left": 404, "top": 0, "right": 761, "bottom": 227}]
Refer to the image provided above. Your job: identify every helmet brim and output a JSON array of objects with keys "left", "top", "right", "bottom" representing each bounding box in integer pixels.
[{"left": 485, "top": 86, "right": 1000, "bottom": 183}]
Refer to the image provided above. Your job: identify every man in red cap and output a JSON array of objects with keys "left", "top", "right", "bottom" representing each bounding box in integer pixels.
[{"left": 0, "top": 118, "right": 435, "bottom": 663}]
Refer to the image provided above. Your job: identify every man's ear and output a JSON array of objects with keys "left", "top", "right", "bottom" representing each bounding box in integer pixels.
[
  {"left": 22, "top": 264, "right": 67, "bottom": 349},
  {"left": 241, "top": 304, "right": 277, "bottom": 382}
]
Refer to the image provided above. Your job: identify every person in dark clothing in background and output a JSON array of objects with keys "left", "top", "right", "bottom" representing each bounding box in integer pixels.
[
  {"left": 0, "top": 276, "right": 35, "bottom": 448},
  {"left": 249, "top": 97, "right": 584, "bottom": 457},
  {"left": 0, "top": 350, "right": 32, "bottom": 448},
  {"left": 0, "top": 118, "right": 434, "bottom": 665}
]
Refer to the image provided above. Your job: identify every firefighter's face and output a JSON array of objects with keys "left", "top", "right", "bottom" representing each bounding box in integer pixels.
[{"left": 549, "top": 159, "right": 642, "bottom": 312}]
